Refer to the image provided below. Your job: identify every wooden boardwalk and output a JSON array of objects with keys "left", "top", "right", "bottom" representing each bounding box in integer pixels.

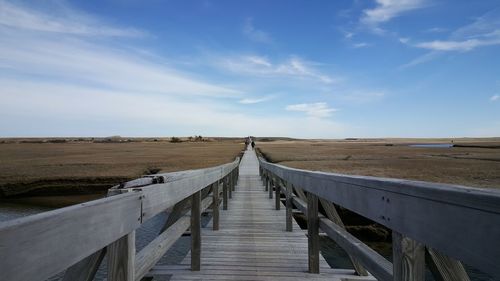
[{"left": 148, "top": 148, "right": 374, "bottom": 280}]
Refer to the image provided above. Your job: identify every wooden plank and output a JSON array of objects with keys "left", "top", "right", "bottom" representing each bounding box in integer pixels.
[
  {"left": 0, "top": 192, "right": 141, "bottom": 281},
  {"left": 269, "top": 176, "right": 274, "bottom": 199},
  {"left": 426, "top": 248, "right": 470, "bottom": 281},
  {"left": 319, "top": 218, "right": 392, "bottom": 281},
  {"left": 135, "top": 216, "right": 190, "bottom": 280},
  {"left": 191, "top": 191, "right": 201, "bottom": 271},
  {"left": 259, "top": 157, "right": 500, "bottom": 277},
  {"left": 223, "top": 177, "right": 228, "bottom": 210},
  {"left": 392, "top": 231, "right": 425, "bottom": 281},
  {"left": 308, "top": 193, "right": 320, "bottom": 274},
  {"left": 108, "top": 231, "right": 135, "bottom": 281},
  {"left": 319, "top": 198, "right": 368, "bottom": 276},
  {"left": 136, "top": 160, "right": 238, "bottom": 221},
  {"left": 213, "top": 182, "right": 220, "bottom": 230},
  {"left": 285, "top": 181, "right": 293, "bottom": 232},
  {"left": 62, "top": 249, "right": 106, "bottom": 281},
  {"left": 275, "top": 180, "right": 281, "bottom": 210}
]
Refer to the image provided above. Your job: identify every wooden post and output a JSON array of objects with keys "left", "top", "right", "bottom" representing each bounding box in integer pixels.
[
  {"left": 265, "top": 175, "right": 269, "bottom": 191},
  {"left": 228, "top": 176, "right": 232, "bottom": 199},
  {"left": 223, "top": 177, "right": 228, "bottom": 210},
  {"left": 275, "top": 180, "right": 281, "bottom": 210},
  {"left": 307, "top": 193, "right": 319, "bottom": 274},
  {"left": 392, "top": 231, "right": 425, "bottom": 281},
  {"left": 285, "top": 182, "right": 293, "bottom": 232},
  {"left": 191, "top": 191, "right": 201, "bottom": 271},
  {"left": 232, "top": 170, "right": 236, "bottom": 191},
  {"left": 269, "top": 177, "right": 273, "bottom": 199},
  {"left": 212, "top": 182, "right": 220, "bottom": 231},
  {"left": 107, "top": 231, "right": 135, "bottom": 281}
]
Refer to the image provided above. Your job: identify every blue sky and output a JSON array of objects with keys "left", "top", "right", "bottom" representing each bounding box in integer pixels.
[{"left": 0, "top": 0, "right": 499, "bottom": 138}]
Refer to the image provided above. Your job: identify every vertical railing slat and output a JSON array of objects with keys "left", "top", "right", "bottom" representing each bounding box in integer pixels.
[
  {"left": 191, "top": 191, "right": 201, "bottom": 271},
  {"left": 307, "top": 193, "right": 320, "bottom": 274}
]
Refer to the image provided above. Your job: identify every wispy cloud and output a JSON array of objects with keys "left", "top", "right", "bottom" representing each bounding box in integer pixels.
[
  {"left": 0, "top": 0, "right": 145, "bottom": 37},
  {"left": 286, "top": 102, "right": 336, "bottom": 118},
  {"left": 221, "top": 55, "right": 336, "bottom": 84},
  {"left": 353, "top": 42, "right": 370, "bottom": 48},
  {"left": 404, "top": 9, "right": 500, "bottom": 65},
  {"left": 424, "top": 27, "right": 448, "bottom": 33},
  {"left": 491, "top": 95, "right": 500, "bottom": 102},
  {"left": 239, "top": 95, "right": 275, "bottom": 104},
  {"left": 0, "top": 1, "right": 239, "bottom": 99},
  {"left": 361, "top": 0, "right": 427, "bottom": 28},
  {"left": 243, "top": 17, "right": 272, "bottom": 44},
  {"left": 415, "top": 38, "right": 500, "bottom": 52}
]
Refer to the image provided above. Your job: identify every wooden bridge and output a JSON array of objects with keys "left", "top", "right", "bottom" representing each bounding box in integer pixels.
[{"left": 1, "top": 143, "right": 500, "bottom": 281}]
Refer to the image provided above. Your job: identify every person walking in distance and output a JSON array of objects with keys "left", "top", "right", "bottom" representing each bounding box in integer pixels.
[{"left": 251, "top": 141, "right": 255, "bottom": 150}]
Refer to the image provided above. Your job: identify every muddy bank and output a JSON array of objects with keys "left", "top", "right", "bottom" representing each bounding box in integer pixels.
[
  {"left": 0, "top": 177, "right": 130, "bottom": 198},
  {"left": 0, "top": 193, "right": 106, "bottom": 208}
]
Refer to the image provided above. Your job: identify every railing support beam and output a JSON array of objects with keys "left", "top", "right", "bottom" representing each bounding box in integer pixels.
[
  {"left": 212, "top": 182, "right": 220, "bottom": 231},
  {"left": 107, "top": 231, "right": 135, "bottom": 281},
  {"left": 191, "top": 191, "right": 201, "bottom": 271},
  {"left": 307, "top": 193, "right": 319, "bottom": 274},
  {"left": 392, "top": 231, "right": 425, "bottom": 281},
  {"left": 275, "top": 180, "right": 281, "bottom": 210},
  {"left": 223, "top": 177, "right": 228, "bottom": 210},
  {"left": 285, "top": 182, "right": 293, "bottom": 232},
  {"left": 269, "top": 177, "right": 274, "bottom": 199}
]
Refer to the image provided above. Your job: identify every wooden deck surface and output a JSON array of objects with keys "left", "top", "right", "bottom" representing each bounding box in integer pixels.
[{"left": 149, "top": 148, "right": 375, "bottom": 280}]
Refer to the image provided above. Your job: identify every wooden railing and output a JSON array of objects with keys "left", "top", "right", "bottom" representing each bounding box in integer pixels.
[
  {"left": 258, "top": 157, "right": 500, "bottom": 281},
  {"left": 0, "top": 157, "right": 240, "bottom": 281}
]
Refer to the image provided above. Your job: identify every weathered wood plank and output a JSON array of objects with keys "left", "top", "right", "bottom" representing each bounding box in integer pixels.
[
  {"left": 191, "top": 191, "right": 201, "bottom": 271},
  {"left": 426, "top": 248, "right": 470, "bottom": 281},
  {"left": 62, "top": 249, "right": 106, "bottom": 281},
  {"left": 319, "top": 198, "right": 368, "bottom": 276},
  {"left": 108, "top": 231, "right": 135, "bottom": 281},
  {"left": 0, "top": 192, "right": 141, "bottom": 281},
  {"left": 392, "top": 231, "right": 425, "bottom": 281},
  {"left": 319, "top": 218, "right": 392, "bottom": 281},
  {"left": 136, "top": 160, "right": 238, "bottom": 221},
  {"left": 275, "top": 180, "right": 281, "bottom": 210},
  {"left": 308, "top": 192, "right": 320, "bottom": 274},
  {"left": 285, "top": 181, "right": 293, "bottom": 232},
  {"left": 135, "top": 216, "right": 190, "bottom": 280},
  {"left": 213, "top": 182, "right": 220, "bottom": 230}
]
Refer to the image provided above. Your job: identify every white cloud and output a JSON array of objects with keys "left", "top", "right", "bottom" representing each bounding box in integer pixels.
[
  {"left": 286, "top": 103, "right": 337, "bottom": 118},
  {"left": 243, "top": 18, "right": 272, "bottom": 44},
  {"left": 424, "top": 27, "right": 448, "bottom": 33},
  {"left": 0, "top": 80, "right": 347, "bottom": 138},
  {"left": 491, "top": 95, "right": 500, "bottom": 102},
  {"left": 0, "top": 0, "right": 145, "bottom": 37},
  {"left": 221, "top": 55, "right": 336, "bottom": 84},
  {"left": 353, "top": 42, "right": 370, "bottom": 48},
  {"left": 361, "top": 0, "right": 427, "bottom": 26},
  {"left": 415, "top": 38, "right": 500, "bottom": 52},
  {"left": 239, "top": 95, "right": 274, "bottom": 104},
  {"left": 399, "top": 37, "right": 410, "bottom": 44},
  {"left": 405, "top": 9, "right": 500, "bottom": 64},
  {"left": 0, "top": 2, "right": 240, "bottom": 99}
]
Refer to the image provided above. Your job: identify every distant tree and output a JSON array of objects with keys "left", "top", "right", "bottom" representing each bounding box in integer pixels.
[
  {"left": 188, "top": 136, "right": 193, "bottom": 141},
  {"left": 170, "top": 137, "right": 182, "bottom": 143}
]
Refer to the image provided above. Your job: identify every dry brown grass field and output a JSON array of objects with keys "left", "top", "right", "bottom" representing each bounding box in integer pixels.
[
  {"left": 257, "top": 138, "right": 500, "bottom": 189},
  {"left": 0, "top": 138, "right": 244, "bottom": 198}
]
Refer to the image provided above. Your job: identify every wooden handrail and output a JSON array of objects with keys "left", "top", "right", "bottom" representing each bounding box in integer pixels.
[
  {"left": 0, "top": 157, "right": 240, "bottom": 281},
  {"left": 259, "top": 156, "right": 500, "bottom": 279}
]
